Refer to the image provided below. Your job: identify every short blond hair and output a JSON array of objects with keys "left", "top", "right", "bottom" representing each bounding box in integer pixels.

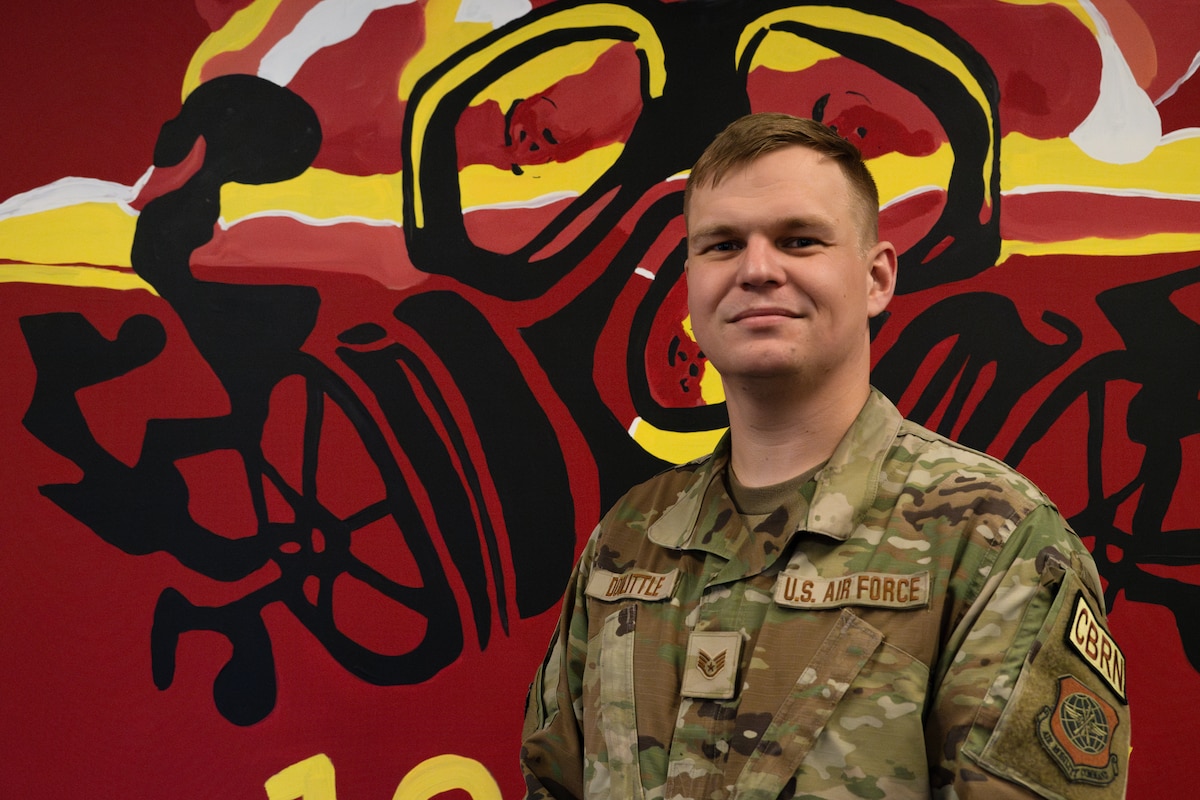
[{"left": 684, "top": 113, "right": 880, "bottom": 245}]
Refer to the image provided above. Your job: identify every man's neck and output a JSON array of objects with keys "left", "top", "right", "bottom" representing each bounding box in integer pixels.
[{"left": 724, "top": 377, "right": 870, "bottom": 488}]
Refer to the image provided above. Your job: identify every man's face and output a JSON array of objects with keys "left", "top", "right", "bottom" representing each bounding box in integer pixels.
[{"left": 684, "top": 145, "right": 896, "bottom": 392}]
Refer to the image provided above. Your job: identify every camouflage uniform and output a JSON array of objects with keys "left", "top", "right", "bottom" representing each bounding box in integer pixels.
[{"left": 522, "top": 389, "right": 1129, "bottom": 799}]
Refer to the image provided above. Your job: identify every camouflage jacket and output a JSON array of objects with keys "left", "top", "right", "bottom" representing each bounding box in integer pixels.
[{"left": 522, "top": 390, "right": 1129, "bottom": 799}]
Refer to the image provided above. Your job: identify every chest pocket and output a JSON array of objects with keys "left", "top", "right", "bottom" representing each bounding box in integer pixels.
[{"left": 727, "top": 609, "right": 884, "bottom": 800}]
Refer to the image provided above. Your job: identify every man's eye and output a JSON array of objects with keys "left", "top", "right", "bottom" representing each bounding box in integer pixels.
[
  {"left": 711, "top": 241, "right": 741, "bottom": 252},
  {"left": 783, "top": 237, "right": 818, "bottom": 248}
]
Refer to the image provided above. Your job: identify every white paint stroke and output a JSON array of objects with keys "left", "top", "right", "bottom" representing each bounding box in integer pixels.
[
  {"left": 879, "top": 185, "right": 944, "bottom": 212},
  {"left": 462, "top": 190, "right": 578, "bottom": 214},
  {"left": 0, "top": 175, "right": 140, "bottom": 221},
  {"left": 1069, "top": 0, "right": 1162, "bottom": 164},
  {"left": 455, "top": 0, "right": 531, "bottom": 28},
  {"left": 259, "top": 0, "right": 419, "bottom": 87},
  {"left": 219, "top": 210, "right": 403, "bottom": 229},
  {"left": 1155, "top": 49, "right": 1200, "bottom": 105},
  {"left": 1001, "top": 185, "right": 1200, "bottom": 202},
  {"left": 1161, "top": 127, "right": 1200, "bottom": 145}
]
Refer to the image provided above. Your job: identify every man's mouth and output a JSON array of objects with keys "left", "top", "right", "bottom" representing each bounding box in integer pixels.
[{"left": 730, "top": 307, "right": 799, "bottom": 323}]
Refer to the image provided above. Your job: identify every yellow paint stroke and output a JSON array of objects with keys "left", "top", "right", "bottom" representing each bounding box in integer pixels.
[
  {"left": 626, "top": 312, "right": 728, "bottom": 465},
  {"left": 630, "top": 417, "right": 726, "bottom": 466},
  {"left": 262, "top": 752, "right": 502, "bottom": 800},
  {"left": 869, "top": 143, "right": 955, "bottom": 209},
  {"left": 391, "top": 754, "right": 502, "bottom": 800},
  {"left": 459, "top": 143, "right": 624, "bottom": 211},
  {"left": 678, "top": 311, "right": 727, "bottom": 408},
  {"left": 0, "top": 203, "right": 136, "bottom": 268},
  {"left": 264, "top": 753, "right": 337, "bottom": 800},
  {"left": 1002, "top": 132, "right": 1200, "bottom": 195},
  {"left": 736, "top": 6, "right": 997, "bottom": 207},
  {"left": 221, "top": 168, "right": 405, "bottom": 224},
  {"left": 997, "top": 132, "right": 1200, "bottom": 260},
  {"left": 183, "top": 0, "right": 287, "bottom": 99},
  {"left": 467, "top": 39, "right": 620, "bottom": 110},
  {"left": 1001, "top": 232, "right": 1200, "bottom": 261},
  {"left": 406, "top": 3, "right": 665, "bottom": 228},
  {"left": 745, "top": 31, "right": 838, "bottom": 73},
  {"left": 0, "top": 264, "right": 155, "bottom": 293},
  {"left": 218, "top": 143, "right": 627, "bottom": 224},
  {"left": 398, "top": 0, "right": 497, "bottom": 100}
]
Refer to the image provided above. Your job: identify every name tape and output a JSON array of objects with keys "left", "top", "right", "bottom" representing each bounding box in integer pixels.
[
  {"left": 774, "top": 570, "right": 930, "bottom": 610},
  {"left": 586, "top": 568, "right": 678, "bottom": 602},
  {"left": 1066, "top": 592, "right": 1126, "bottom": 702}
]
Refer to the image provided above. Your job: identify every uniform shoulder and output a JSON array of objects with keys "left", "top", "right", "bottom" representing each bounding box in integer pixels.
[{"left": 891, "top": 417, "right": 1054, "bottom": 511}]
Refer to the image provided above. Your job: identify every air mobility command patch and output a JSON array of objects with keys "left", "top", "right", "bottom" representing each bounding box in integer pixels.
[{"left": 1036, "top": 675, "right": 1121, "bottom": 785}]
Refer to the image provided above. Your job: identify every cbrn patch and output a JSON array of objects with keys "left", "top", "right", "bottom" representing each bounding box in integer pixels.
[{"left": 1065, "top": 591, "right": 1127, "bottom": 702}]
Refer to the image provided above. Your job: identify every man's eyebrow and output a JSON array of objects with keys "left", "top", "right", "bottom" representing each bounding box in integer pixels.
[
  {"left": 774, "top": 215, "right": 836, "bottom": 232},
  {"left": 688, "top": 223, "right": 740, "bottom": 241},
  {"left": 689, "top": 216, "right": 835, "bottom": 240}
]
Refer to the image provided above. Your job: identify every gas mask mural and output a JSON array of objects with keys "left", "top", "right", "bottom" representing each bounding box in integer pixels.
[{"left": 3, "top": 1, "right": 1197, "bottom": 797}]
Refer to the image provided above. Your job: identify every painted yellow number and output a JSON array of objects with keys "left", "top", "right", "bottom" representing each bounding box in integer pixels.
[
  {"left": 264, "top": 753, "right": 502, "bottom": 800},
  {"left": 393, "top": 754, "right": 502, "bottom": 800},
  {"left": 265, "top": 753, "right": 337, "bottom": 800}
]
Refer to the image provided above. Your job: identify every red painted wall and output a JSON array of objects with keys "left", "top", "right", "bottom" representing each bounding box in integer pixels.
[{"left": 3, "top": 1, "right": 1198, "bottom": 797}]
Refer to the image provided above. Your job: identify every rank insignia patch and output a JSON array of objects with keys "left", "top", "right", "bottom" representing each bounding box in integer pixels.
[
  {"left": 682, "top": 630, "right": 742, "bottom": 699},
  {"left": 1036, "top": 675, "right": 1120, "bottom": 785},
  {"left": 697, "top": 648, "right": 727, "bottom": 679}
]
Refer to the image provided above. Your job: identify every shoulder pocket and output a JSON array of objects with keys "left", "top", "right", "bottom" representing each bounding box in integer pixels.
[{"left": 970, "top": 569, "right": 1129, "bottom": 798}]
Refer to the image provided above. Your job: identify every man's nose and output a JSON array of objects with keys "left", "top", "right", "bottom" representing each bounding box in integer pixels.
[{"left": 739, "top": 236, "right": 784, "bottom": 286}]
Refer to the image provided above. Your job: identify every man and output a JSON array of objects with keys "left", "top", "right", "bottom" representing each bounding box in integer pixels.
[{"left": 520, "top": 113, "right": 1129, "bottom": 799}]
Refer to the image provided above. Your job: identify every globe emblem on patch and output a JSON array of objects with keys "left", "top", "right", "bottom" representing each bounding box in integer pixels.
[
  {"left": 1059, "top": 692, "right": 1109, "bottom": 755},
  {"left": 1037, "top": 675, "right": 1120, "bottom": 786}
]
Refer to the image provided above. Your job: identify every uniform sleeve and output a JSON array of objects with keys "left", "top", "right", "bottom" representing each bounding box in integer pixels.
[
  {"left": 926, "top": 505, "right": 1130, "bottom": 799},
  {"left": 520, "top": 534, "right": 595, "bottom": 800}
]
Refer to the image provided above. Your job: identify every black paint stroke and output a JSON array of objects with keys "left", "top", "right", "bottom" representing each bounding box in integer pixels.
[
  {"left": 1006, "top": 265, "right": 1200, "bottom": 671},
  {"left": 17, "top": 1, "right": 1200, "bottom": 730}
]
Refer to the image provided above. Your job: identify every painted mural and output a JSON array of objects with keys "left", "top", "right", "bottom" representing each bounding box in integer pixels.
[{"left": 2, "top": 0, "right": 1198, "bottom": 797}]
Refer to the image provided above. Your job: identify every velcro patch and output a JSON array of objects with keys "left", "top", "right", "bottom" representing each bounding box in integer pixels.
[
  {"left": 1065, "top": 592, "right": 1127, "bottom": 702},
  {"left": 1037, "top": 675, "right": 1121, "bottom": 785},
  {"left": 586, "top": 568, "right": 678, "bottom": 602},
  {"left": 774, "top": 570, "right": 929, "bottom": 610},
  {"left": 681, "top": 630, "right": 742, "bottom": 699}
]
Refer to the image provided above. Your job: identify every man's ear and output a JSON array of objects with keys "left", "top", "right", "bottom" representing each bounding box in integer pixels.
[{"left": 866, "top": 240, "right": 898, "bottom": 318}]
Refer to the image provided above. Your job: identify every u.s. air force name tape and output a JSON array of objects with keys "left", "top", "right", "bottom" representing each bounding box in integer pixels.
[{"left": 774, "top": 570, "right": 930, "bottom": 610}]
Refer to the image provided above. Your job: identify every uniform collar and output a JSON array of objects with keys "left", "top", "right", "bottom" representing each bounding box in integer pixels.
[{"left": 646, "top": 388, "right": 903, "bottom": 557}]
